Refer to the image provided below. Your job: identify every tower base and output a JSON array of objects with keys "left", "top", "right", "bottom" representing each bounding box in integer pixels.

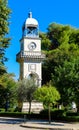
[{"left": 22, "top": 101, "right": 43, "bottom": 113}]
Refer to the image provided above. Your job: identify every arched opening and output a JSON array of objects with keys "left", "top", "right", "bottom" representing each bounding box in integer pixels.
[{"left": 28, "top": 72, "right": 40, "bottom": 86}]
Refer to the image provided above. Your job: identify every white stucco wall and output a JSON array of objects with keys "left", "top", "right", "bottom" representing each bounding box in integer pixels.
[
  {"left": 20, "top": 38, "right": 41, "bottom": 52},
  {"left": 23, "top": 62, "right": 42, "bottom": 80}
]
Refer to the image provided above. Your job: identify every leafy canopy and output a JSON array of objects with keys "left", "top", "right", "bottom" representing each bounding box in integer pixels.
[
  {"left": 16, "top": 78, "right": 38, "bottom": 103},
  {"left": 34, "top": 85, "right": 60, "bottom": 105},
  {"left": 0, "top": 0, "right": 11, "bottom": 75}
]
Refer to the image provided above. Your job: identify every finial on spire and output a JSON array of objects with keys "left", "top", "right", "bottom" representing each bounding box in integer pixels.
[{"left": 28, "top": 11, "right": 32, "bottom": 18}]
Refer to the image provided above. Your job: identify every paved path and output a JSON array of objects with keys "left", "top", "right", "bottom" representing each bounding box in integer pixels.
[
  {"left": 0, "top": 117, "right": 43, "bottom": 130},
  {"left": 0, "top": 117, "right": 79, "bottom": 130},
  {"left": 21, "top": 120, "right": 79, "bottom": 130},
  {"left": 0, "top": 124, "right": 44, "bottom": 130}
]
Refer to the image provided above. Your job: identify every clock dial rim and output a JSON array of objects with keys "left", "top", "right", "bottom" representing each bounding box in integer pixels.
[{"left": 28, "top": 42, "right": 36, "bottom": 50}]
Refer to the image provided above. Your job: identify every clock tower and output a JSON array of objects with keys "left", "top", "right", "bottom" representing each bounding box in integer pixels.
[{"left": 16, "top": 12, "right": 45, "bottom": 86}]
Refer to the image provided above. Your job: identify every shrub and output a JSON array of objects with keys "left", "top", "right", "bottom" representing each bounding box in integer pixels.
[
  {"left": 40, "top": 109, "right": 66, "bottom": 120},
  {"left": 0, "top": 108, "right": 5, "bottom": 112}
]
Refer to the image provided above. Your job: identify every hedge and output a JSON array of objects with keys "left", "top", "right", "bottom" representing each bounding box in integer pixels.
[{"left": 0, "top": 109, "right": 79, "bottom": 122}]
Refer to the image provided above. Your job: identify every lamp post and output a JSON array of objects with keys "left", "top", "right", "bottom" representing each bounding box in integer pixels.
[{"left": 5, "top": 92, "right": 9, "bottom": 112}]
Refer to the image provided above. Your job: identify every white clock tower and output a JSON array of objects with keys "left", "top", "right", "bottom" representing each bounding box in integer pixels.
[{"left": 16, "top": 12, "right": 45, "bottom": 87}]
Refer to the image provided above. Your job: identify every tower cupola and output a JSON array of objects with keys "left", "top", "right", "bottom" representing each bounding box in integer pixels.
[{"left": 22, "top": 12, "right": 39, "bottom": 37}]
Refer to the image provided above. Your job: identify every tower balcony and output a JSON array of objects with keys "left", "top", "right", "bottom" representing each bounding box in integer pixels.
[{"left": 16, "top": 51, "right": 45, "bottom": 62}]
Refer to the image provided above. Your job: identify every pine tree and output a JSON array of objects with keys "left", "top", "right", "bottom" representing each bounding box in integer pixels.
[{"left": 0, "top": 0, "right": 11, "bottom": 75}]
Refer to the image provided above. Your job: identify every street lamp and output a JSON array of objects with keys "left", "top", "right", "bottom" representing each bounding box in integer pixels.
[{"left": 5, "top": 92, "right": 9, "bottom": 112}]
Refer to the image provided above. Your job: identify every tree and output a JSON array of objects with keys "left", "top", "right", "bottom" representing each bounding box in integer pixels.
[
  {"left": 42, "top": 44, "right": 70, "bottom": 84},
  {"left": 47, "top": 23, "right": 70, "bottom": 49},
  {"left": 0, "top": 0, "right": 11, "bottom": 75},
  {"left": 39, "top": 32, "right": 51, "bottom": 51},
  {"left": 41, "top": 22, "right": 79, "bottom": 110},
  {"left": 42, "top": 42, "right": 79, "bottom": 107},
  {"left": 42, "top": 41, "right": 79, "bottom": 81},
  {"left": 34, "top": 85, "right": 60, "bottom": 124},
  {"left": 17, "top": 78, "right": 38, "bottom": 114},
  {"left": 0, "top": 73, "right": 16, "bottom": 110},
  {"left": 42, "top": 24, "right": 75, "bottom": 84},
  {"left": 52, "top": 57, "right": 79, "bottom": 107}
]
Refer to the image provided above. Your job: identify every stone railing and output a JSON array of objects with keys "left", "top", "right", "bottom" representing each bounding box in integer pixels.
[{"left": 16, "top": 51, "right": 45, "bottom": 61}]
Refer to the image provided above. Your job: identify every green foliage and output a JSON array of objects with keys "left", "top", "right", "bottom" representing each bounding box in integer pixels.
[
  {"left": 16, "top": 78, "right": 38, "bottom": 114},
  {"left": 17, "top": 78, "right": 38, "bottom": 103},
  {"left": 0, "top": 1, "right": 11, "bottom": 108},
  {"left": 52, "top": 57, "right": 79, "bottom": 105},
  {"left": 46, "top": 23, "right": 79, "bottom": 48},
  {"left": 0, "top": 112, "right": 27, "bottom": 118},
  {"left": 39, "top": 32, "right": 51, "bottom": 51},
  {"left": 43, "top": 43, "right": 79, "bottom": 84},
  {"left": 0, "top": 62, "right": 6, "bottom": 75},
  {"left": 42, "top": 44, "right": 79, "bottom": 105},
  {"left": 34, "top": 85, "right": 60, "bottom": 105},
  {"left": 0, "top": 73, "right": 17, "bottom": 108},
  {"left": 40, "top": 109, "right": 66, "bottom": 119},
  {"left": 47, "top": 23, "right": 72, "bottom": 49},
  {"left": 34, "top": 84, "right": 60, "bottom": 123},
  {"left": 0, "top": 0, "right": 11, "bottom": 75},
  {"left": 41, "top": 22, "right": 79, "bottom": 109}
]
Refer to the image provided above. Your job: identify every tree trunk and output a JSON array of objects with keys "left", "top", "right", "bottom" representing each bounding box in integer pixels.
[
  {"left": 48, "top": 103, "right": 51, "bottom": 124},
  {"left": 18, "top": 101, "right": 23, "bottom": 112},
  {"left": 28, "top": 102, "right": 31, "bottom": 119}
]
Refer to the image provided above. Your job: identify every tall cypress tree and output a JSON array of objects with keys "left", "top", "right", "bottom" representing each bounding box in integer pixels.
[{"left": 0, "top": 0, "right": 11, "bottom": 75}]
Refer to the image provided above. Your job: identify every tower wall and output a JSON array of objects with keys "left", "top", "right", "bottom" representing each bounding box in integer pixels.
[{"left": 20, "top": 38, "right": 41, "bottom": 52}]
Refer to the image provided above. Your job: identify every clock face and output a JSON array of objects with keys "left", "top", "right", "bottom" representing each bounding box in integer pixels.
[{"left": 28, "top": 42, "right": 36, "bottom": 50}]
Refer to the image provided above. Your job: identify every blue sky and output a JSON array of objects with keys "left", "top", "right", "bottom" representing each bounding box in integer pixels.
[{"left": 5, "top": 0, "right": 79, "bottom": 80}]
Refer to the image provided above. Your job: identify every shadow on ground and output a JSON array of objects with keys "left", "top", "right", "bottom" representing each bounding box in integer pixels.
[{"left": 0, "top": 117, "right": 24, "bottom": 124}]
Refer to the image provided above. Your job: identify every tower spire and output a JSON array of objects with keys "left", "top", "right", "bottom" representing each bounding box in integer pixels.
[{"left": 28, "top": 11, "right": 32, "bottom": 18}]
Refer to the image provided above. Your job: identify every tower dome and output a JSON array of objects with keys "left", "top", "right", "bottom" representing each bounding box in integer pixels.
[{"left": 25, "top": 12, "right": 38, "bottom": 28}]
